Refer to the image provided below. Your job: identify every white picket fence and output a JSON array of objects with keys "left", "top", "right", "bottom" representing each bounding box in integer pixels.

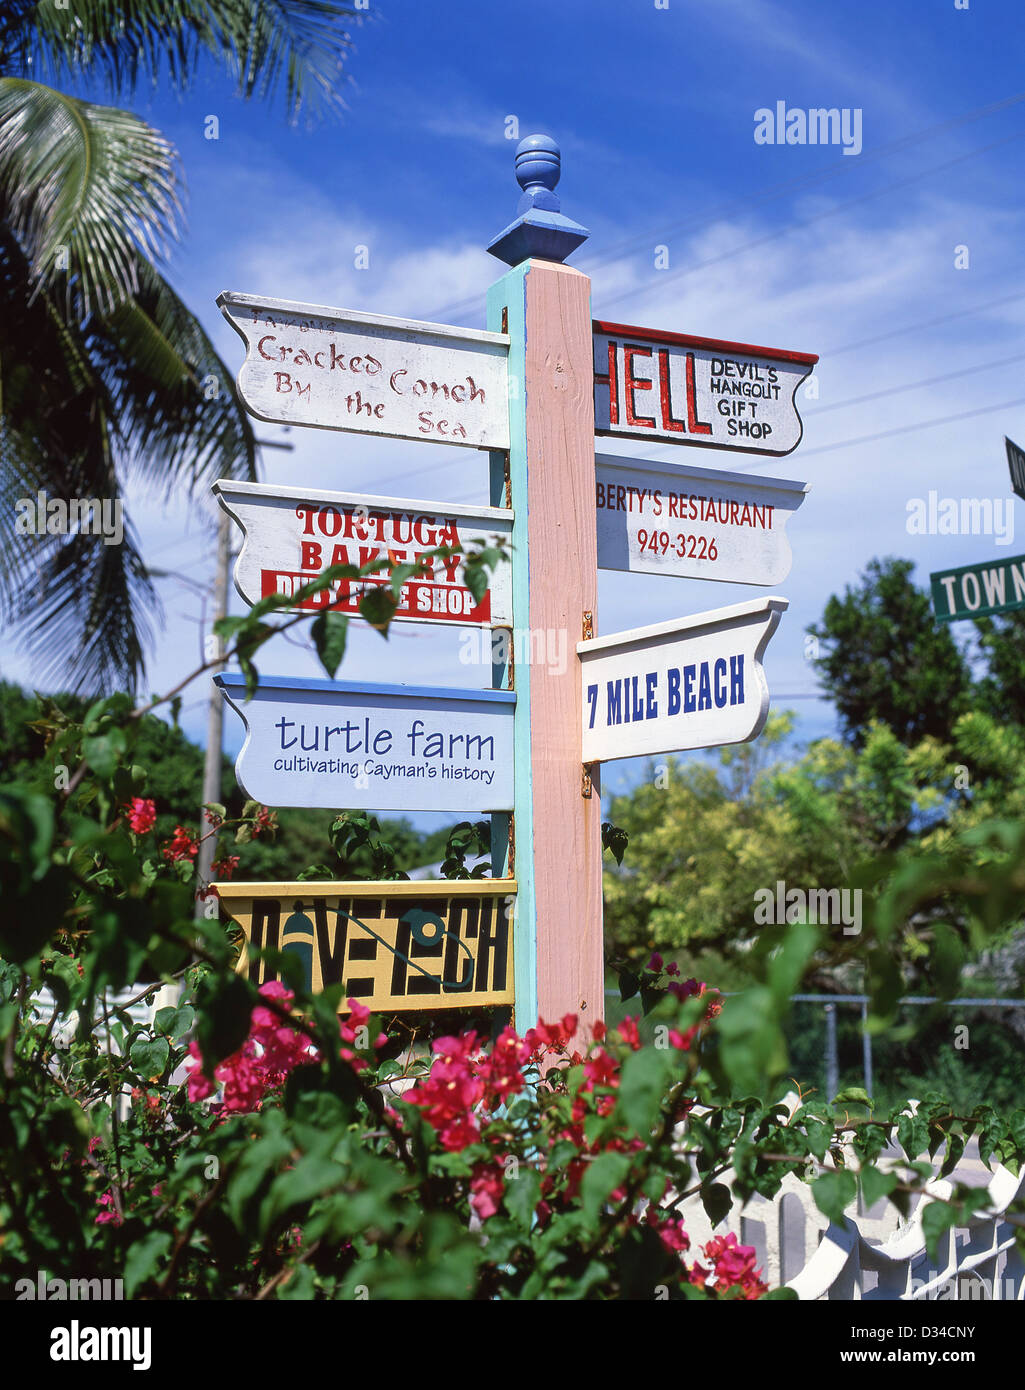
[{"left": 678, "top": 1100, "right": 1025, "bottom": 1299}]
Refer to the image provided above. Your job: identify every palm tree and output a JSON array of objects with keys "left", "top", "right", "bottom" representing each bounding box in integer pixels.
[{"left": 0, "top": 2, "right": 361, "bottom": 693}]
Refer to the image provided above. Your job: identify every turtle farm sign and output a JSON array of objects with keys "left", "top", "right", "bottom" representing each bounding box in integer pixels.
[
  {"left": 217, "top": 674, "right": 515, "bottom": 813},
  {"left": 216, "top": 881, "right": 515, "bottom": 1013},
  {"left": 219, "top": 292, "right": 510, "bottom": 448},
  {"left": 577, "top": 596, "right": 787, "bottom": 763},
  {"left": 592, "top": 320, "right": 817, "bottom": 456},
  {"left": 214, "top": 480, "right": 513, "bottom": 626}
]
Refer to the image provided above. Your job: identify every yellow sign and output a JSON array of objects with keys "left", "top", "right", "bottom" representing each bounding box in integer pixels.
[{"left": 215, "top": 881, "right": 516, "bottom": 1013}]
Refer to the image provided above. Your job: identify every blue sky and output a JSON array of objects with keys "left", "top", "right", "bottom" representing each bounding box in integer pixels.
[{"left": 5, "top": 0, "right": 1025, "bottom": 826}]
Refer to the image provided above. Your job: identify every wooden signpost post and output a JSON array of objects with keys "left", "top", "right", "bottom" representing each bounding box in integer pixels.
[
  {"left": 214, "top": 480, "right": 513, "bottom": 625},
  {"left": 593, "top": 321, "right": 817, "bottom": 456},
  {"left": 211, "top": 133, "right": 815, "bottom": 1044},
  {"left": 595, "top": 454, "right": 807, "bottom": 587}
]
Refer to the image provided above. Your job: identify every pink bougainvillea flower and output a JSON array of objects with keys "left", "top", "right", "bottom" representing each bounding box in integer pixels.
[
  {"left": 211, "top": 854, "right": 240, "bottom": 880},
  {"left": 647, "top": 952, "right": 664, "bottom": 972},
  {"left": 469, "top": 1162, "right": 504, "bottom": 1220},
  {"left": 125, "top": 798, "right": 157, "bottom": 834},
  {"left": 617, "top": 1015, "right": 642, "bottom": 1051},
  {"left": 162, "top": 825, "right": 198, "bottom": 862},
  {"left": 95, "top": 1192, "right": 122, "bottom": 1226}
]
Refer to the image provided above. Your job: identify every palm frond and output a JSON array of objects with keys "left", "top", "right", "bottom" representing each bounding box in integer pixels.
[
  {"left": 0, "top": 78, "right": 182, "bottom": 317},
  {"left": 0, "top": 1, "right": 362, "bottom": 121}
]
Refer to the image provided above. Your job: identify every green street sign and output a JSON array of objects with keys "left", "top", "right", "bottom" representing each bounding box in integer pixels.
[{"left": 930, "top": 553, "right": 1025, "bottom": 622}]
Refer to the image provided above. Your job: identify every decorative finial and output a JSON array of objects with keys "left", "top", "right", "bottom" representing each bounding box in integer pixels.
[{"left": 487, "top": 133, "right": 589, "bottom": 267}]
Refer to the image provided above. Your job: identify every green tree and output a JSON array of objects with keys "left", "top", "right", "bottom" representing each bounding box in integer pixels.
[
  {"left": 0, "top": 1, "right": 361, "bottom": 694},
  {"left": 807, "top": 557, "right": 975, "bottom": 747}
]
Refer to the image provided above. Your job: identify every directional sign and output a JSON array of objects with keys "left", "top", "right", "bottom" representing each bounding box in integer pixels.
[
  {"left": 218, "top": 292, "right": 510, "bottom": 449},
  {"left": 592, "top": 320, "right": 817, "bottom": 457},
  {"left": 214, "top": 480, "right": 513, "bottom": 627},
  {"left": 1007, "top": 437, "right": 1025, "bottom": 502},
  {"left": 577, "top": 596, "right": 788, "bottom": 763},
  {"left": 217, "top": 674, "right": 515, "bottom": 812},
  {"left": 595, "top": 453, "right": 808, "bottom": 586},
  {"left": 216, "top": 881, "right": 516, "bottom": 1013},
  {"left": 930, "top": 553, "right": 1025, "bottom": 622}
]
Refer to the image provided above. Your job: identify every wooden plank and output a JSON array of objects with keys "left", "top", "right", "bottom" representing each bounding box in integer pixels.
[
  {"left": 578, "top": 596, "right": 788, "bottom": 763},
  {"left": 218, "top": 291, "right": 510, "bottom": 448},
  {"left": 488, "top": 259, "right": 604, "bottom": 1045},
  {"left": 593, "top": 319, "right": 817, "bottom": 456},
  {"left": 216, "top": 880, "right": 516, "bottom": 1012},
  {"left": 213, "top": 479, "right": 513, "bottom": 627},
  {"left": 595, "top": 453, "right": 808, "bottom": 586},
  {"left": 216, "top": 674, "right": 515, "bottom": 812}
]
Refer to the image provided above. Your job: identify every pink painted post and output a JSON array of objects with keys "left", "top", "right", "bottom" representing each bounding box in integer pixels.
[{"left": 487, "top": 137, "right": 604, "bottom": 1048}]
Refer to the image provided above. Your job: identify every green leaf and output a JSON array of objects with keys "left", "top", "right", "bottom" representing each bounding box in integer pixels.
[
  {"left": 310, "top": 609, "right": 348, "bottom": 678},
  {"left": 858, "top": 1166, "right": 897, "bottom": 1209},
  {"left": 616, "top": 1048, "right": 673, "bottom": 1136},
  {"left": 832, "top": 1086, "right": 873, "bottom": 1108},
  {"left": 123, "top": 1231, "right": 172, "bottom": 1298},
  {"left": 194, "top": 972, "right": 253, "bottom": 1070},
  {"left": 504, "top": 1166, "right": 542, "bottom": 1231},
  {"left": 129, "top": 1035, "right": 170, "bottom": 1079},
  {"left": 359, "top": 587, "right": 397, "bottom": 631},
  {"left": 618, "top": 969, "right": 639, "bottom": 1003},
  {"left": 897, "top": 1111, "right": 930, "bottom": 1162},
  {"left": 580, "top": 1151, "right": 633, "bottom": 1224},
  {"left": 811, "top": 1169, "right": 857, "bottom": 1225},
  {"left": 921, "top": 1200, "right": 958, "bottom": 1261},
  {"left": 700, "top": 1181, "right": 733, "bottom": 1227}
]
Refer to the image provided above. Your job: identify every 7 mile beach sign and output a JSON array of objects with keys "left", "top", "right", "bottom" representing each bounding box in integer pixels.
[
  {"left": 219, "top": 291, "right": 510, "bottom": 448},
  {"left": 592, "top": 320, "right": 817, "bottom": 456},
  {"left": 578, "top": 596, "right": 788, "bottom": 763}
]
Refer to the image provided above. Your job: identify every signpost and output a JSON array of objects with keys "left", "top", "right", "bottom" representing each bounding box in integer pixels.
[
  {"left": 1007, "top": 437, "right": 1025, "bottom": 502},
  {"left": 217, "top": 674, "right": 515, "bottom": 812},
  {"left": 210, "top": 134, "right": 815, "bottom": 1042},
  {"left": 214, "top": 480, "right": 513, "bottom": 625},
  {"left": 930, "top": 553, "right": 1025, "bottom": 622},
  {"left": 216, "top": 881, "right": 515, "bottom": 1012},
  {"left": 592, "top": 321, "right": 817, "bottom": 456},
  {"left": 578, "top": 597, "right": 787, "bottom": 764},
  {"left": 595, "top": 453, "right": 807, "bottom": 587},
  {"left": 218, "top": 292, "right": 510, "bottom": 448}
]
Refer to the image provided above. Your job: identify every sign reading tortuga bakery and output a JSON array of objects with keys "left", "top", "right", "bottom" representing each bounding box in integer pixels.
[
  {"left": 216, "top": 881, "right": 515, "bottom": 1013},
  {"left": 592, "top": 320, "right": 817, "bottom": 456},
  {"left": 218, "top": 292, "right": 510, "bottom": 448},
  {"left": 213, "top": 480, "right": 513, "bottom": 626}
]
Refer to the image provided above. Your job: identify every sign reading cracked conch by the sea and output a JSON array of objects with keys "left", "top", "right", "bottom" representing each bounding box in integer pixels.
[
  {"left": 595, "top": 454, "right": 808, "bottom": 587},
  {"left": 578, "top": 596, "right": 788, "bottom": 763},
  {"left": 216, "top": 674, "right": 515, "bottom": 813},
  {"left": 218, "top": 291, "right": 510, "bottom": 449},
  {"left": 592, "top": 320, "right": 817, "bottom": 457},
  {"left": 213, "top": 480, "right": 513, "bottom": 626},
  {"left": 216, "top": 881, "right": 515, "bottom": 1013}
]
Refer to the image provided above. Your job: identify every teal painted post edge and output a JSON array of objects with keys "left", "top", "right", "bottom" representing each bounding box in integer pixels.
[{"left": 487, "top": 263, "right": 536, "bottom": 1033}]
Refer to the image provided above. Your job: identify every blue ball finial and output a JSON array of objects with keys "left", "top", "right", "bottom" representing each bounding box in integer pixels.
[
  {"left": 486, "top": 131, "right": 589, "bottom": 267},
  {"left": 515, "top": 134, "right": 561, "bottom": 206}
]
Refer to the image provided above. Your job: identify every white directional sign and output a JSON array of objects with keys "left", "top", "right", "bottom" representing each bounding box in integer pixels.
[
  {"left": 593, "top": 320, "right": 817, "bottom": 457},
  {"left": 217, "top": 675, "right": 515, "bottom": 813},
  {"left": 213, "top": 480, "right": 513, "bottom": 627},
  {"left": 218, "top": 292, "right": 510, "bottom": 449},
  {"left": 595, "top": 454, "right": 808, "bottom": 586},
  {"left": 577, "top": 597, "right": 788, "bottom": 763}
]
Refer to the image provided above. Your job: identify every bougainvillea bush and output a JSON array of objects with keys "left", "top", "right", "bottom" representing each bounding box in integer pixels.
[{"left": 4, "top": 560, "right": 1025, "bottom": 1299}]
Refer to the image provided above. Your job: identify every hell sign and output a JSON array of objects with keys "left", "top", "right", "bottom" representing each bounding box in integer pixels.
[
  {"left": 595, "top": 453, "right": 808, "bottom": 587},
  {"left": 219, "top": 291, "right": 510, "bottom": 448},
  {"left": 592, "top": 320, "right": 817, "bottom": 457},
  {"left": 217, "top": 674, "right": 516, "bottom": 812},
  {"left": 214, "top": 480, "right": 513, "bottom": 627},
  {"left": 216, "top": 881, "right": 515, "bottom": 1013},
  {"left": 578, "top": 596, "right": 788, "bottom": 763}
]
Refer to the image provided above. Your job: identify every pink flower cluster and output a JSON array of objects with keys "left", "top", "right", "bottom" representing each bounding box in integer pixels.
[
  {"left": 125, "top": 798, "right": 156, "bottom": 834},
  {"left": 185, "top": 981, "right": 316, "bottom": 1112},
  {"left": 689, "top": 1233, "right": 768, "bottom": 1300},
  {"left": 162, "top": 825, "right": 198, "bottom": 863}
]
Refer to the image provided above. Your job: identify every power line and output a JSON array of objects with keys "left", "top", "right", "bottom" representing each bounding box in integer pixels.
[
  {"left": 809, "top": 352, "right": 1025, "bottom": 415},
  {"left": 823, "top": 287, "right": 1025, "bottom": 358},
  {"left": 798, "top": 396, "right": 1025, "bottom": 458}
]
